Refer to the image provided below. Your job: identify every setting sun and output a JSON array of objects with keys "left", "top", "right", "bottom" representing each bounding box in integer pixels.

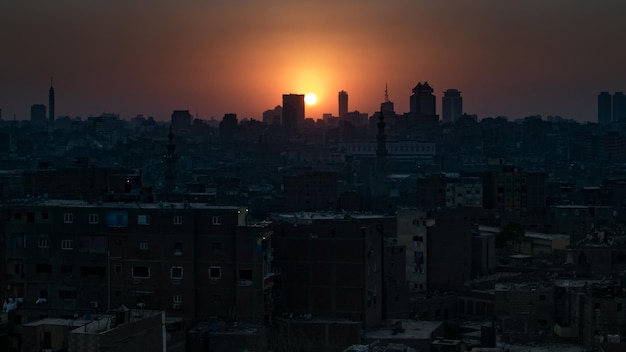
[{"left": 304, "top": 93, "right": 317, "bottom": 105}]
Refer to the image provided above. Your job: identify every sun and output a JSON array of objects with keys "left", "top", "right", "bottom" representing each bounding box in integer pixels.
[{"left": 304, "top": 93, "right": 317, "bottom": 105}]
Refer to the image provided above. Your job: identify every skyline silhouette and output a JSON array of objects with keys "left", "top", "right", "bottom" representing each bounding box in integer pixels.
[{"left": 1, "top": 0, "right": 626, "bottom": 121}]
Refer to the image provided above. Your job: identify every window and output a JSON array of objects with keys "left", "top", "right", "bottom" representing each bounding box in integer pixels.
[
  {"left": 114, "top": 265, "right": 122, "bottom": 273},
  {"left": 14, "top": 263, "right": 24, "bottom": 275},
  {"left": 173, "top": 295, "right": 182, "bottom": 303},
  {"left": 61, "top": 240, "right": 74, "bottom": 250},
  {"left": 209, "top": 266, "right": 221, "bottom": 280},
  {"left": 173, "top": 242, "right": 183, "bottom": 256},
  {"left": 137, "top": 215, "right": 150, "bottom": 225},
  {"left": 139, "top": 242, "right": 149, "bottom": 251},
  {"left": 173, "top": 216, "right": 182, "bottom": 225},
  {"left": 212, "top": 216, "right": 222, "bottom": 225},
  {"left": 89, "top": 214, "right": 99, "bottom": 224},
  {"left": 63, "top": 213, "right": 74, "bottom": 223},
  {"left": 12, "top": 234, "right": 25, "bottom": 249},
  {"left": 132, "top": 266, "right": 150, "bottom": 278},
  {"left": 212, "top": 242, "right": 222, "bottom": 252},
  {"left": 14, "top": 212, "right": 22, "bottom": 220},
  {"left": 27, "top": 212, "right": 35, "bottom": 223},
  {"left": 213, "top": 295, "right": 221, "bottom": 303},
  {"left": 38, "top": 236, "right": 50, "bottom": 248},
  {"left": 171, "top": 266, "right": 183, "bottom": 279},
  {"left": 41, "top": 212, "right": 48, "bottom": 220}
]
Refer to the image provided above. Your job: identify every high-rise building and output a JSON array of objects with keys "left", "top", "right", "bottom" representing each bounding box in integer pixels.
[
  {"left": 598, "top": 92, "right": 612, "bottom": 125},
  {"left": 48, "top": 78, "right": 55, "bottom": 127},
  {"left": 410, "top": 81, "right": 436, "bottom": 116},
  {"left": 442, "top": 89, "right": 463, "bottom": 123},
  {"left": 613, "top": 92, "right": 626, "bottom": 123},
  {"left": 170, "top": 110, "right": 193, "bottom": 134},
  {"left": 282, "top": 94, "right": 304, "bottom": 132},
  {"left": 338, "top": 90, "right": 348, "bottom": 117},
  {"left": 30, "top": 104, "right": 46, "bottom": 126},
  {"left": 380, "top": 84, "right": 394, "bottom": 114}
]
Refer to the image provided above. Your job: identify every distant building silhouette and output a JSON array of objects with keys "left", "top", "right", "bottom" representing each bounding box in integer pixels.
[
  {"left": 170, "top": 110, "right": 193, "bottom": 134},
  {"left": 441, "top": 89, "right": 463, "bottom": 123},
  {"left": 262, "top": 105, "right": 282, "bottom": 125},
  {"left": 48, "top": 77, "right": 55, "bottom": 129},
  {"left": 30, "top": 104, "right": 46, "bottom": 127},
  {"left": 381, "top": 84, "right": 395, "bottom": 115},
  {"left": 613, "top": 92, "right": 626, "bottom": 123},
  {"left": 164, "top": 128, "right": 177, "bottom": 192},
  {"left": 338, "top": 90, "right": 348, "bottom": 117},
  {"left": 410, "top": 82, "right": 436, "bottom": 116},
  {"left": 282, "top": 94, "right": 304, "bottom": 132},
  {"left": 219, "top": 113, "right": 238, "bottom": 140},
  {"left": 376, "top": 110, "right": 388, "bottom": 171},
  {"left": 598, "top": 92, "right": 612, "bottom": 125}
]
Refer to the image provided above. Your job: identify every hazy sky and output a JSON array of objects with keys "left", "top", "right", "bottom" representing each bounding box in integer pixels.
[{"left": 1, "top": 0, "right": 625, "bottom": 122}]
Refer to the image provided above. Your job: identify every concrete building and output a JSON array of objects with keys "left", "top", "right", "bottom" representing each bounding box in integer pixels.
[
  {"left": 170, "top": 110, "right": 193, "bottom": 134},
  {"left": 441, "top": 89, "right": 462, "bottom": 123},
  {"left": 30, "top": 104, "right": 47, "bottom": 127},
  {"left": 339, "top": 90, "right": 348, "bottom": 118},
  {"left": 271, "top": 213, "right": 385, "bottom": 331},
  {"left": 282, "top": 94, "right": 305, "bottom": 133},
  {"left": 598, "top": 92, "right": 612, "bottom": 125},
  {"left": 283, "top": 171, "right": 338, "bottom": 212}
]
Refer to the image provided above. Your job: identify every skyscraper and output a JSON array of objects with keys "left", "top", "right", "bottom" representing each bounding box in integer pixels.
[
  {"left": 30, "top": 104, "right": 46, "bottom": 126},
  {"left": 282, "top": 94, "right": 305, "bottom": 132},
  {"left": 410, "top": 81, "right": 436, "bottom": 116},
  {"left": 442, "top": 89, "right": 463, "bottom": 123},
  {"left": 48, "top": 77, "right": 55, "bottom": 127},
  {"left": 338, "top": 90, "right": 348, "bottom": 117},
  {"left": 598, "top": 92, "right": 612, "bottom": 125},
  {"left": 613, "top": 92, "right": 626, "bottom": 123}
]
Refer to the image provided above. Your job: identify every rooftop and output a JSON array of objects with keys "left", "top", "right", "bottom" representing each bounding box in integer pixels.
[{"left": 364, "top": 320, "right": 442, "bottom": 341}]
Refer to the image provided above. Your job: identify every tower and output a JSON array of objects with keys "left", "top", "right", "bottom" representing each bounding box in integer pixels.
[
  {"left": 380, "top": 84, "right": 395, "bottom": 115},
  {"left": 376, "top": 110, "right": 388, "bottom": 172},
  {"left": 48, "top": 77, "right": 55, "bottom": 128},
  {"left": 613, "top": 92, "right": 626, "bottom": 123},
  {"left": 164, "top": 127, "right": 178, "bottom": 192},
  {"left": 338, "top": 90, "right": 348, "bottom": 117},
  {"left": 410, "top": 81, "right": 436, "bottom": 116},
  {"left": 598, "top": 92, "right": 612, "bottom": 125},
  {"left": 442, "top": 89, "right": 463, "bottom": 123},
  {"left": 282, "top": 94, "right": 305, "bottom": 133}
]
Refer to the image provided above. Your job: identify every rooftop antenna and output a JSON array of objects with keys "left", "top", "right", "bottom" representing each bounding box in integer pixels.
[{"left": 384, "top": 83, "right": 389, "bottom": 102}]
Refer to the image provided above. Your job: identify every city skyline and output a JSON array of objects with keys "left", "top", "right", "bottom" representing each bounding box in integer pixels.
[{"left": 1, "top": 0, "right": 626, "bottom": 122}]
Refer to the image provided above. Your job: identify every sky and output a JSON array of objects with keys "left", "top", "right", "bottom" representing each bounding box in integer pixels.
[{"left": 1, "top": 0, "right": 625, "bottom": 122}]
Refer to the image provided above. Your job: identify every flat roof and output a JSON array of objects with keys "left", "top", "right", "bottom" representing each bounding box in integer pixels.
[
  {"left": 5, "top": 199, "right": 244, "bottom": 210},
  {"left": 23, "top": 318, "right": 91, "bottom": 327},
  {"left": 364, "top": 320, "right": 442, "bottom": 341}
]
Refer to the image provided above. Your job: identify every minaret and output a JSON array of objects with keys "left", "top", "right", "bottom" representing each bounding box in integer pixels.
[
  {"left": 164, "top": 127, "right": 178, "bottom": 192},
  {"left": 48, "top": 77, "right": 55, "bottom": 128},
  {"left": 376, "top": 109, "right": 388, "bottom": 172}
]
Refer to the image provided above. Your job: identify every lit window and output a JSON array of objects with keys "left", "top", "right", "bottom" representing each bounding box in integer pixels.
[
  {"left": 137, "top": 215, "right": 150, "bottom": 225},
  {"left": 171, "top": 266, "right": 183, "bottom": 279},
  {"left": 61, "top": 240, "right": 74, "bottom": 250},
  {"left": 173, "top": 216, "right": 182, "bottom": 225},
  {"left": 38, "top": 237, "right": 50, "bottom": 248},
  {"left": 209, "top": 266, "right": 221, "bottom": 279},
  {"left": 132, "top": 266, "right": 150, "bottom": 278},
  {"left": 139, "top": 242, "right": 149, "bottom": 251},
  {"left": 212, "top": 216, "right": 222, "bottom": 225},
  {"left": 89, "top": 214, "right": 99, "bottom": 224},
  {"left": 63, "top": 213, "right": 74, "bottom": 223}
]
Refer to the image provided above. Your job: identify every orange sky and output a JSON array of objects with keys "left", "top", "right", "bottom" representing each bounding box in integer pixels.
[{"left": 1, "top": 0, "right": 626, "bottom": 122}]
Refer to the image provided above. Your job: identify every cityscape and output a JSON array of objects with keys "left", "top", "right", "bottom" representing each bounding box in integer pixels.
[{"left": 2, "top": 1, "right": 626, "bottom": 352}]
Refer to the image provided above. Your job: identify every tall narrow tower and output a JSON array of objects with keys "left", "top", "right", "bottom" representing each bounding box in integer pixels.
[
  {"left": 338, "top": 90, "right": 348, "bottom": 117},
  {"left": 48, "top": 77, "right": 55, "bottom": 128},
  {"left": 376, "top": 110, "right": 388, "bottom": 172},
  {"left": 164, "top": 127, "right": 178, "bottom": 192}
]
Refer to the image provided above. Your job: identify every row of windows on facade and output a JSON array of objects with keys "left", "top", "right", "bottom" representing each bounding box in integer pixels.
[
  {"left": 14, "top": 212, "right": 223, "bottom": 225},
  {"left": 27, "top": 263, "right": 224, "bottom": 281},
  {"left": 12, "top": 234, "right": 222, "bottom": 253}
]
